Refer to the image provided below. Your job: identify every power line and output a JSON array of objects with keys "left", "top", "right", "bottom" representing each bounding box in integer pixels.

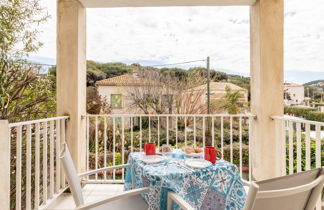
[
  {"left": 150, "top": 59, "right": 206, "bottom": 67},
  {"left": 30, "top": 62, "right": 55, "bottom": 67},
  {"left": 29, "top": 59, "right": 208, "bottom": 68}
]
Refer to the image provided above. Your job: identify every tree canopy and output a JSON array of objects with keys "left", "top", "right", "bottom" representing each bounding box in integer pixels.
[
  {"left": 0, "top": 0, "right": 54, "bottom": 122},
  {"left": 83, "top": 61, "right": 251, "bottom": 91}
]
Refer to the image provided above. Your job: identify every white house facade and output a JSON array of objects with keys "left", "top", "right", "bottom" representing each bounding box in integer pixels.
[{"left": 284, "top": 83, "right": 305, "bottom": 106}]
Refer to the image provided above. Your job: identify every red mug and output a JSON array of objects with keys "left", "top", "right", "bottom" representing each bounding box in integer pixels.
[
  {"left": 144, "top": 143, "right": 156, "bottom": 155},
  {"left": 204, "top": 147, "right": 222, "bottom": 163}
]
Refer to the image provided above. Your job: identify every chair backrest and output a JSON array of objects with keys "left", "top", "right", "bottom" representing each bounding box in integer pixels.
[
  {"left": 60, "top": 143, "right": 84, "bottom": 207},
  {"left": 245, "top": 167, "right": 324, "bottom": 210}
]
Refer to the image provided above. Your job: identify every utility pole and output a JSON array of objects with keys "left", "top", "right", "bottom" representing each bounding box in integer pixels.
[
  {"left": 307, "top": 87, "right": 310, "bottom": 106},
  {"left": 206, "top": 56, "right": 211, "bottom": 145},
  {"left": 207, "top": 56, "right": 211, "bottom": 114}
]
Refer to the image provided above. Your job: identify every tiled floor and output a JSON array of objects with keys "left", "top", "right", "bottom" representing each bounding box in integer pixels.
[{"left": 45, "top": 184, "right": 147, "bottom": 210}]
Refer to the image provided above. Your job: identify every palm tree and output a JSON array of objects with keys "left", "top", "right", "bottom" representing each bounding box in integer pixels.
[{"left": 220, "top": 86, "right": 245, "bottom": 114}]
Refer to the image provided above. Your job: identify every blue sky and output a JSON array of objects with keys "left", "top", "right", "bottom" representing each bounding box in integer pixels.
[{"left": 32, "top": 0, "right": 324, "bottom": 84}]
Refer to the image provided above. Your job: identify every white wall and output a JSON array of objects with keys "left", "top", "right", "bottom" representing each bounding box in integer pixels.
[
  {"left": 284, "top": 86, "right": 305, "bottom": 105},
  {"left": 97, "top": 85, "right": 143, "bottom": 114}
]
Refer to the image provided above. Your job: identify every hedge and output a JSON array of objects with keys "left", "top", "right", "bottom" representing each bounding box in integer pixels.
[
  {"left": 284, "top": 106, "right": 315, "bottom": 117},
  {"left": 284, "top": 106, "right": 324, "bottom": 122},
  {"left": 304, "top": 111, "right": 324, "bottom": 122}
]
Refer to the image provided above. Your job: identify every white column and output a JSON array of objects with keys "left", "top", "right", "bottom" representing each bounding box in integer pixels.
[
  {"left": 57, "top": 0, "right": 87, "bottom": 172},
  {"left": 0, "top": 120, "right": 10, "bottom": 210},
  {"left": 250, "top": 0, "right": 285, "bottom": 180}
]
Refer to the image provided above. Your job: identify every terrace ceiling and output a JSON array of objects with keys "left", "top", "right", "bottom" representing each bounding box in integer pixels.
[{"left": 78, "top": 0, "right": 257, "bottom": 8}]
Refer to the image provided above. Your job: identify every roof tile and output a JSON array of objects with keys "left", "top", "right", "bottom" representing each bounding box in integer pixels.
[{"left": 96, "top": 74, "right": 153, "bottom": 86}]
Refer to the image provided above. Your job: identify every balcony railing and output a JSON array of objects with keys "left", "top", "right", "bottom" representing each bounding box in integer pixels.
[
  {"left": 272, "top": 116, "right": 324, "bottom": 174},
  {"left": 3, "top": 116, "right": 69, "bottom": 210},
  {"left": 84, "top": 114, "right": 255, "bottom": 183},
  {"left": 1, "top": 114, "right": 323, "bottom": 210},
  {"left": 273, "top": 116, "right": 324, "bottom": 210}
]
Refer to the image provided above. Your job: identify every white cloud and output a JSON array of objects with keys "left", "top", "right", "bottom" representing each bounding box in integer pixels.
[
  {"left": 32, "top": 0, "right": 56, "bottom": 59},
  {"left": 86, "top": 6, "right": 250, "bottom": 73},
  {"left": 284, "top": 0, "right": 324, "bottom": 73},
  {"left": 33, "top": 0, "right": 324, "bottom": 76}
]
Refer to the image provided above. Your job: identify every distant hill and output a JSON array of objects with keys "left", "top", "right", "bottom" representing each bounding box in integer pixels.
[
  {"left": 304, "top": 80, "right": 324, "bottom": 86},
  {"left": 303, "top": 80, "right": 324, "bottom": 101},
  {"left": 304, "top": 80, "right": 324, "bottom": 90}
]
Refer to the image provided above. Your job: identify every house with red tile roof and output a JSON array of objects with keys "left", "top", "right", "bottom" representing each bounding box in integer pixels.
[
  {"left": 95, "top": 71, "right": 164, "bottom": 114},
  {"left": 96, "top": 71, "right": 248, "bottom": 114},
  {"left": 184, "top": 82, "right": 248, "bottom": 113}
]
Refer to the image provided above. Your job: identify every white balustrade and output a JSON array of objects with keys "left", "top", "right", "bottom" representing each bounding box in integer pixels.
[
  {"left": 2, "top": 114, "right": 322, "bottom": 209},
  {"left": 3, "top": 116, "right": 69, "bottom": 210},
  {"left": 272, "top": 116, "right": 324, "bottom": 210},
  {"left": 84, "top": 114, "right": 254, "bottom": 183}
]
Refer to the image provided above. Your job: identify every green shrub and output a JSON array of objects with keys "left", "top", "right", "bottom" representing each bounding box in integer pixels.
[
  {"left": 304, "top": 111, "right": 324, "bottom": 122},
  {"left": 89, "top": 152, "right": 123, "bottom": 169},
  {"left": 284, "top": 106, "right": 324, "bottom": 122},
  {"left": 286, "top": 140, "right": 324, "bottom": 174},
  {"left": 223, "top": 143, "right": 249, "bottom": 167},
  {"left": 284, "top": 106, "right": 315, "bottom": 117}
]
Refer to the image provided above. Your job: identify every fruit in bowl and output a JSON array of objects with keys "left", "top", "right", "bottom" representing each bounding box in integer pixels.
[
  {"left": 194, "top": 148, "right": 203, "bottom": 153},
  {"left": 182, "top": 146, "right": 203, "bottom": 154},
  {"left": 183, "top": 147, "right": 195, "bottom": 154},
  {"left": 159, "top": 144, "right": 173, "bottom": 153}
]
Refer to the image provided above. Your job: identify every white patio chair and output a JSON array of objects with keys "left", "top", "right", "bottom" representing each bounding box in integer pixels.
[
  {"left": 167, "top": 167, "right": 324, "bottom": 210},
  {"left": 243, "top": 167, "right": 324, "bottom": 210},
  {"left": 60, "top": 143, "right": 149, "bottom": 210}
]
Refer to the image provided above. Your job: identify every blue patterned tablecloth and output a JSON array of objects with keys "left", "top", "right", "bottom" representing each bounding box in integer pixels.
[{"left": 124, "top": 152, "right": 246, "bottom": 210}]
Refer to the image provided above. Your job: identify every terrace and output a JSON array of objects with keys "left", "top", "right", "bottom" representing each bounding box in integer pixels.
[{"left": 0, "top": 0, "right": 323, "bottom": 210}]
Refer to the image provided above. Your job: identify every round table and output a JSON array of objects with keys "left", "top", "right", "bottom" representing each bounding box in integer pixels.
[{"left": 124, "top": 152, "right": 246, "bottom": 210}]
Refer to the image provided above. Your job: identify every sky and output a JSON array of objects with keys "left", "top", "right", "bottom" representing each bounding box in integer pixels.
[{"left": 32, "top": 0, "right": 324, "bottom": 84}]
